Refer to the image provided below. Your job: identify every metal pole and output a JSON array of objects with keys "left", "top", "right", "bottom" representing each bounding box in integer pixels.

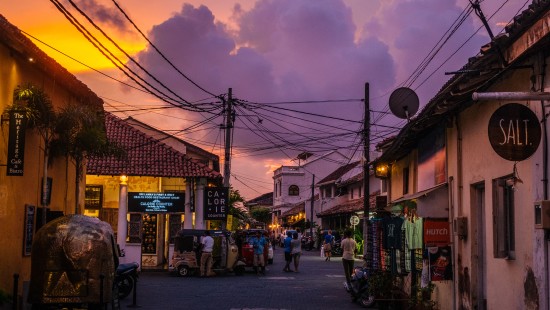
[
  {"left": 363, "top": 83, "right": 371, "bottom": 270},
  {"left": 222, "top": 89, "right": 233, "bottom": 231},
  {"left": 310, "top": 174, "right": 315, "bottom": 241},
  {"left": 12, "top": 274, "right": 18, "bottom": 310},
  {"left": 223, "top": 88, "right": 233, "bottom": 187},
  {"left": 472, "top": 91, "right": 550, "bottom": 101}
]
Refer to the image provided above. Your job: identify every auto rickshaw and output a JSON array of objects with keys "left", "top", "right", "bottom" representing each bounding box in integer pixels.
[
  {"left": 28, "top": 215, "right": 119, "bottom": 309},
  {"left": 169, "top": 229, "right": 243, "bottom": 277},
  {"left": 234, "top": 229, "right": 271, "bottom": 269}
]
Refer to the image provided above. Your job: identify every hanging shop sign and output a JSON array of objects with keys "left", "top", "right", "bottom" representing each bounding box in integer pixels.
[
  {"left": 128, "top": 192, "right": 185, "bottom": 213},
  {"left": 424, "top": 220, "right": 450, "bottom": 246},
  {"left": 7, "top": 110, "right": 27, "bottom": 176},
  {"left": 204, "top": 187, "right": 229, "bottom": 220},
  {"left": 23, "top": 204, "right": 35, "bottom": 256},
  {"left": 488, "top": 103, "right": 541, "bottom": 161}
]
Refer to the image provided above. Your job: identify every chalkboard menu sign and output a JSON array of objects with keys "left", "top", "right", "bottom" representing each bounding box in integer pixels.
[{"left": 128, "top": 192, "right": 185, "bottom": 213}]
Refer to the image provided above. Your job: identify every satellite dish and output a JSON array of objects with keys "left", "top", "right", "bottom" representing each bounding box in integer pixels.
[{"left": 389, "top": 87, "right": 419, "bottom": 120}]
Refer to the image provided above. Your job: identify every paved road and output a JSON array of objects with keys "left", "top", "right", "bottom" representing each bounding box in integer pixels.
[{"left": 119, "top": 247, "right": 366, "bottom": 310}]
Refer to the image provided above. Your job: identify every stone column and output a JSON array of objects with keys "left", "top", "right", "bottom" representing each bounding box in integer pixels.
[
  {"left": 117, "top": 175, "right": 128, "bottom": 249},
  {"left": 195, "top": 178, "right": 206, "bottom": 229}
]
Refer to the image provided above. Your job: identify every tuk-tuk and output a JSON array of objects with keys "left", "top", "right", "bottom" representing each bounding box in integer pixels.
[
  {"left": 28, "top": 215, "right": 119, "bottom": 309},
  {"left": 234, "top": 229, "right": 271, "bottom": 269},
  {"left": 169, "top": 229, "right": 243, "bottom": 277}
]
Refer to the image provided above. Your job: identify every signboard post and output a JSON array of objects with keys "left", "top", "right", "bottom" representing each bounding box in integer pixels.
[
  {"left": 350, "top": 215, "right": 360, "bottom": 241},
  {"left": 204, "top": 187, "right": 229, "bottom": 220}
]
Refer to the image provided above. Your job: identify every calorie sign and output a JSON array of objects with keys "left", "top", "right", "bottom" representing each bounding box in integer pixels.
[{"left": 204, "top": 187, "right": 229, "bottom": 220}]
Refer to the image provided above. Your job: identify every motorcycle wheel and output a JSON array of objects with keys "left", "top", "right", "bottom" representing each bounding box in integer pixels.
[
  {"left": 234, "top": 265, "right": 245, "bottom": 276},
  {"left": 116, "top": 276, "right": 134, "bottom": 300},
  {"left": 358, "top": 292, "right": 376, "bottom": 308},
  {"left": 178, "top": 265, "right": 191, "bottom": 277}
]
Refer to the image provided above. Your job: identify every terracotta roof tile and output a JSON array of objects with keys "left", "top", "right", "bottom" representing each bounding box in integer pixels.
[
  {"left": 316, "top": 161, "right": 360, "bottom": 185},
  {"left": 87, "top": 112, "right": 222, "bottom": 179},
  {"left": 317, "top": 192, "right": 378, "bottom": 217},
  {"left": 282, "top": 201, "right": 305, "bottom": 217},
  {"left": 246, "top": 192, "right": 273, "bottom": 205}
]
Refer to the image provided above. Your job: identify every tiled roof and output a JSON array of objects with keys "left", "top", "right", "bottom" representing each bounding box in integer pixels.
[
  {"left": 375, "top": 2, "right": 550, "bottom": 164},
  {"left": 246, "top": 192, "right": 273, "bottom": 205},
  {"left": 124, "top": 116, "right": 219, "bottom": 162},
  {"left": 0, "top": 15, "right": 102, "bottom": 107},
  {"left": 339, "top": 171, "right": 364, "bottom": 187},
  {"left": 86, "top": 112, "right": 222, "bottom": 179},
  {"left": 317, "top": 192, "right": 378, "bottom": 217},
  {"left": 316, "top": 161, "right": 360, "bottom": 185},
  {"left": 281, "top": 201, "right": 305, "bottom": 217}
]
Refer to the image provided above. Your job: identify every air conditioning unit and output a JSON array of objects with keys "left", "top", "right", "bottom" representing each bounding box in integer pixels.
[{"left": 534, "top": 201, "right": 550, "bottom": 229}]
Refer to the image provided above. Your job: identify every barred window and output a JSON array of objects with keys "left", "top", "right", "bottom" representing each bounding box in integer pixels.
[{"left": 492, "top": 176, "right": 515, "bottom": 260}]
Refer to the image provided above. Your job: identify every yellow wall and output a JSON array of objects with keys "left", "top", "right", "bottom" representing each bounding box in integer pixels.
[{"left": 0, "top": 43, "right": 82, "bottom": 296}]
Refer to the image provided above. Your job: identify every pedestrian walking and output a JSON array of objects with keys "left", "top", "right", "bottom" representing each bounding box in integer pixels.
[
  {"left": 341, "top": 230, "right": 357, "bottom": 288},
  {"left": 200, "top": 230, "right": 214, "bottom": 277},
  {"left": 323, "top": 230, "right": 335, "bottom": 261},
  {"left": 291, "top": 232, "right": 302, "bottom": 272},
  {"left": 283, "top": 231, "right": 293, "bottom": 272},
  {"left": 251, "top": 231, "right": 267, "bottom": 275}
]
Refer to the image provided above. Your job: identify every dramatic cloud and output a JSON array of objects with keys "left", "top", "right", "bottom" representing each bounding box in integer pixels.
[
  {"left": 118, "top": 0, "right": 523, "bottom": 197},
  {"left": 74, "top": 0, "right": 130, "bottom": 33}
]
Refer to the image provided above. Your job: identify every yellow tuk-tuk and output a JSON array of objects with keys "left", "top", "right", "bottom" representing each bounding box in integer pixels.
[{"left": 169, "top": 229, "right": 243, "bottom": 276}]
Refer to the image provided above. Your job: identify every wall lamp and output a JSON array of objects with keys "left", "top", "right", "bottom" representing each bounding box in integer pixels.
[
  {"left": 374, "top": 163, "right": 389, "bottom": 178},
  {"left": 120, "top": 175, "right": 128, "bottom": 185}
]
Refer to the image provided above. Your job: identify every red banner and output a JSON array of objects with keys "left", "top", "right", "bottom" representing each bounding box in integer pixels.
[{"left": 424, "top": 220, "right": 450, "bottom": 246}]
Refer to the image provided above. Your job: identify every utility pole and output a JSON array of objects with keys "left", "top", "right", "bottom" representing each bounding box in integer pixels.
[
  {"left": 222, "top": 88, "right": 233, "bottom": 231},
  {"left": 310, "top": 174, "right": 315, "bottom": 240},
  {"left": 223, "top": 88, "right": 233, "bottom": 187},
  {"left": 363, "top": 83, "right": 371, "bottom": 270}
]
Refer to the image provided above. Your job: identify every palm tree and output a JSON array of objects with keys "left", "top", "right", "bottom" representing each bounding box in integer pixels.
[
  {"left": 52, "top": 104, "right": 123, "bottom": 214},
  {"left": 9, "top": 84, "right": 56, "bottom": 225}
]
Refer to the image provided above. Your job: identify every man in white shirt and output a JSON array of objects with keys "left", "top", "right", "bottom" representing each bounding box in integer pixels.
[{"left": 200, "top": 230, "right": 215, "bottom": 277}]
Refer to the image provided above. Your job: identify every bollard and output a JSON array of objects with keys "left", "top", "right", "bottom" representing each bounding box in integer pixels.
[
  {"left": 12, "top": 274, "right": 18, "bottom": 310},
  {"left": 99, "top": 274, "right": 105, "bottom": 310},
  {"left": 127, "top": 275, "right": 139, "bottom": 308}
]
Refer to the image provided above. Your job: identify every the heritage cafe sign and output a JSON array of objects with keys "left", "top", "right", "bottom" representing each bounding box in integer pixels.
[
  {"left": 7, "top": 110, "right": 27, "bottom": 176},
  {"left": 204, "top": 187, "right": 229, "bottom": 220},
  {"left": 128, "top": 192, "right": 185, "bottom": 213},
  {"left": 488, "top": 103, "right": 541, "bottom": 161}
]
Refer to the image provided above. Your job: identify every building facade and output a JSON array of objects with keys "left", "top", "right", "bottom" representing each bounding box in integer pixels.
[
  {"left": 373, "top": 2, "right": 550, "bottom": 309},
  {"left": 272, "top": 150, "right": 349, "bottom": 230},
  {"left": 0, "top": 14, "right": 103, "bottom": 302}
]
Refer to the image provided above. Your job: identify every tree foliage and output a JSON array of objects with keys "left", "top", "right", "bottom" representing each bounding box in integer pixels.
[{"left": 250, "top": 207, "right": 271, "bottom": 225}]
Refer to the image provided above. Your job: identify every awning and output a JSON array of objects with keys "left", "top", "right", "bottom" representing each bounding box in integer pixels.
[{"left": 391, "top": 183, "right": 448, "bottom": 218}]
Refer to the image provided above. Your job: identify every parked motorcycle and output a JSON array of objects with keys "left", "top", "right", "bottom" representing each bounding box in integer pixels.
[
  {"left": 115, "top": 262, "right": 139, "bottom": 300},
  {"left": 348, "top": 266, "right": 376, "bottom": 308},
  {"left": 331, "top": 239, "right": 343, "bottom": 257},
  {"left": 301, "top": 235, "right": 314, "bottom": 251}
]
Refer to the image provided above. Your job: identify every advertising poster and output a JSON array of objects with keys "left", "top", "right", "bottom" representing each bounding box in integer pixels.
[{"left": 427, "top": 246, "right": 452, "bottom": 281}]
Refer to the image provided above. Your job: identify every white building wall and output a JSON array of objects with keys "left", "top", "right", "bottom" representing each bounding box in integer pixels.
[{"left": 447, "top": 65, "right": 543, "bottom": 310}]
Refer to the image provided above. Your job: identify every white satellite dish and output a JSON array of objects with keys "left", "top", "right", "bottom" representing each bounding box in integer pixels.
[{"left": 389, "top": 87, "right": 419, "bottom": 121}]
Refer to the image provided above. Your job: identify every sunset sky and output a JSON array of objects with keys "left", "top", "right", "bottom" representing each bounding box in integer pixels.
[{"left": 0, "top": 0, "right": 528, "bottom": 200}]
